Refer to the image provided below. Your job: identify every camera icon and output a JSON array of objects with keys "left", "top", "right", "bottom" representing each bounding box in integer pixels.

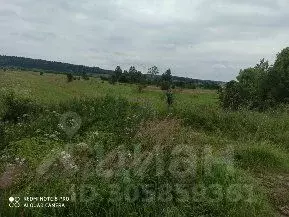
[{"left": 9, "top": 197, "right": 21, "bottom": 208}]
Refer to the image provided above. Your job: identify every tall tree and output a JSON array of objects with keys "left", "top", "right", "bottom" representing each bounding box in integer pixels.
[
  {"left": 114, "top": 66, "right": 122, "bottom": 81},
  {"left": 148, "top": 66, "right": 159, "bottom": 77},
  {"left": 160, "top": 69, "right": 173, "bottom": 90},
  {"left": 266, "top": 47, "right": 289, "bottom": 103}
]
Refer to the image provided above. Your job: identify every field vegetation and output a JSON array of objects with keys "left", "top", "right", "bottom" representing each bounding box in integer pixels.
[{"left": 0, "top": 66, "right": 289, "bottom": 216}]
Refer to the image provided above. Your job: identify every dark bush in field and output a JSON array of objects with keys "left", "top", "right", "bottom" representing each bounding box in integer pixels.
[
  {"left": 67, "top": 73, "right": 74, "bottom": 82},
  {"left": 1, "top": 92, "right": 42, "bottom": 123}
]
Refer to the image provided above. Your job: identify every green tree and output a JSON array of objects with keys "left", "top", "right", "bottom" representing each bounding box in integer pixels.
[
  {"left": 266, "top": 47, "right": 289, "bottom": 103},
  {"left": 67, "top": 73, "right": 74, "bottom": 82},
  {"left": 220, "top": 58, "right": 271, "bottom": 110},
  {"left": 114, "top": 66, "right": 122, "bottom": 82},
  {"left": 219, "top": 81, "right": 245, "bottom": 110},
  {"left": 81, "top": 72, "right": 89, "bottom": 80},
  {"left": 148, "top": 66, "right": 159, "bottom": 77},
  {"left": 160, "top": 69, "right": 173, "bottom": 90}
]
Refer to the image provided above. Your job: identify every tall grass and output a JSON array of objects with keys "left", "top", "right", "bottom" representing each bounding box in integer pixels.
[
  {"left": 1, "top": 71, "right": 287, "bottom": 216},
  {"left": 177, "top": 104, "right": 289, "bottom": 150},
  {"left": 0, "top": 94, "right": 276, "bottom": 217}
]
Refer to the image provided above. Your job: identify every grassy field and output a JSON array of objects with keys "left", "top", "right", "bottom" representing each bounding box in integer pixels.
[{"left": 0, "top": 70, "right": 289, "bottom": 217}]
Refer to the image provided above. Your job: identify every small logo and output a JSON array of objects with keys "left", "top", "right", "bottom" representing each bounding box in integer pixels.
[{"left": 9, "top": 197, "right": 20, "bottom": 208}]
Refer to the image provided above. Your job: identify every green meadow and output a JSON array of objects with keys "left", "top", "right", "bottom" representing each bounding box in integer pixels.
[{"left": 0, "top": 70, "right": 289, "bottom": 217}]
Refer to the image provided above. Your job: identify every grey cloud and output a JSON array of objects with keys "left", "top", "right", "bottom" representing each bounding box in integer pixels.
[{"left": 0, "top": 0, "right": 288, "bottom": 81}]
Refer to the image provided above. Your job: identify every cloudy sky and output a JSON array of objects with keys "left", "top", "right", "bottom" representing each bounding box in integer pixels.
[{"left": 1, "top": 0, "right": 289, "bottom": 81}]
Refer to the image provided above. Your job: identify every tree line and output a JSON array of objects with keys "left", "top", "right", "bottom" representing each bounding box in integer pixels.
[
  {"left": 106, "top": 65, "right": 221, "bottom": 90},
  {"left": 0, "top": 55, "right": 221, "bottom": 90},
  {"left": 0, "top": 55, "right": 113, "bottom": 75}
]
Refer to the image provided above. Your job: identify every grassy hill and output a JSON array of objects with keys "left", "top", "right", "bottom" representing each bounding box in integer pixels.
[{"left": 0, "top": 69, "right": 288, "bottom": 217}]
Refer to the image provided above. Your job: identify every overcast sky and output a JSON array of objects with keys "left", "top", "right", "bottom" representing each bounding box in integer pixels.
[{"left": 1, "top": 0, "right": 289, "bottom": 81}]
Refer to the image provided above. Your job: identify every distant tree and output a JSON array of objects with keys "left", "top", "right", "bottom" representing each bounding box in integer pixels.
[
  {"left": 40, "top": 71, "right": 44, "bottom": 76},
  {"left": 128, "top": 66, "right": 137, "bottom": 81},
  {"left": 100, "top": 76, "right": 109, "bottom": 81},
  {"left": 162, "top": 69, "right": 172, "bottom": 82},
  {"left": 109, "top": 75, "right": 117, "bottom": 85},
  {"left": 81, "top": 72, "right": 89, "bottom": 80},
  {"left": 124, "top": 66, "right": 144, "bottom": 83},
  {"left": 0, "top": 55, "right": 115, "bottom": 75},
  {"left": 114, "top": 66, "right": 122, "bottom": 82},
  {"left": 148, "top": 66, "right": 159, "bottom": 75},
  {"left": 166, "top": 89, "right": 174, "bottom": 109},
  {"left": 67, "top": 73, "right": 74, "bottom": 82},
  {"left": 148, "top": 66, "right": 159, "bottom": 79},
  {"left": 160, "top": 69, "right": 173, "bottom": 90},
  {"left": 119, "top": 70, "right": 128, "bottom": 83}
]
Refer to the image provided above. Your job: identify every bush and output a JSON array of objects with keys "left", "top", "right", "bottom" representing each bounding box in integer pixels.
[
  {"left": 81, "top": 73, "right": 89, "bottom": 80},
  {"left": 67, "top": 73, "right": 74, "bottom": 82},
  {"left": 219, "top": 81, "right": 245, "bottom": 110},
  {"left": 160, "top": 81, "right": 171, "bottom": 90}
]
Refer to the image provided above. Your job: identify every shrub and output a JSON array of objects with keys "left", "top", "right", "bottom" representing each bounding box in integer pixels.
[
  {"left": 219, "top": 81, "right": 245, "bottom": 110},
  {"left": 160, "top": 81, "right": 171, "bottom": 90},
  {"left": 1, "top": 92, "right": 42, "bottom": 123},
  {"left": 81, "top": 73, "right": 89, "bottom": 80},
  {"left": 67, "top": 73, "right": 74, "bottom": 82}
]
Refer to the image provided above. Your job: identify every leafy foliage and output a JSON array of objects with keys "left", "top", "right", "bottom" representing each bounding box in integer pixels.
[
  {"left": 1, "top": 91, "right": 42, "bottom": 123},
  {"left": 160, "top": 69, "right": 173, "bottom": 90},
  {"left": 220, "top": 47, "right": 289, "bottom": 110}
]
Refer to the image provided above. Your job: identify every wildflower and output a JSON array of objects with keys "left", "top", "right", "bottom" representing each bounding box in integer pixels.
[
  {"left": 57, "top": 124, "right": 64, "bottom": 129},
  {"left": 92, "top": 131, "right": 99, "bottom": 136}
]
